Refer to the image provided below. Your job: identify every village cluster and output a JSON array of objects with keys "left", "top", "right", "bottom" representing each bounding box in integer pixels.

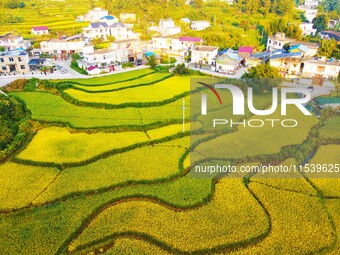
[{"left": 0, "top": 4, "right": 339, "bottom": 78}]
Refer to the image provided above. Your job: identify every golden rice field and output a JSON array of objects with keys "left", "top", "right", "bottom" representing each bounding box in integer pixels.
[
  {"left": 72, "top": 72, "right": 171, "bottom": 92},
  {"left": 16, "top": 127, "right": 149, "bottom": 164},
  {"left": 194, "top": 104, "right": 318, "bottom": 160},
  {"left": 0, "top": 162, "right": 59, "bottom": 210},
  {"left": 0, "top": 0, "right": 89, "bottom": 36},
  {"left": 63, "top": 76, "right": 192, "bottom": 105},
  {"left": 34, "top": 138, "right": 189, "bottom": 204},
  {"left": 1, "top": 68, "right": 339, "bottom": 255},
  {"left": 70, "top": 179, "right": 269, "bottom": 253},
  {"left": 306, "top": 144, "right": 340, "bottom": 197}
]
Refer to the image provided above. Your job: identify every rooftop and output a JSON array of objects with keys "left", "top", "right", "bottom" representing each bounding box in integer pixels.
[
  {"left": 320, "top": 30, "right": 340, "bottom": 40},
  {"left": 100, "top": 16, "right": 115, "bottom": 20},
  {"left": 316, "top": 97, "right": 340, "bottom": 105},
  {"left": 32, "top": 26, "right": 48, "bottom": 31},
  {"left": 270, "top": 51, "right": 302, "bottom": 59},
  {"left": 0, "top": 50, "right": 27, "bottom": 56},
  {"left": 86, "top": 48, "right": 114, "bottom": 55},
  {"left": 304, "top": 57, "right": 340, "bottom": 66},
  {"left": 112, "top": 38, "right": 140, "bottom": 44},
  {"left": 238, "top": 46, "right": 254, "bottom": 53},
  {"left": 191, "top": 20, "right": 210, "bottom": 24},
  {"left": 193, "top": 46, "right": 218, "bottom": 52},
  {"left": 0, "top": 33, "right": 22, "bottom": 40},
  {"left": 179, "top": 36, "right": 202, "bottom": 42}
]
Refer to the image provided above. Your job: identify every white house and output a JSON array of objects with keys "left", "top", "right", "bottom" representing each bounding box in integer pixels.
[
  {"left": 148, "top": 18, "right": 181, "bottom": 36},
  {"left": 79, "top": 48, "right": 116, "bottom": 72},
  {"left": 82, "top": 22, "right": 139, "bottom": 41},
  {"left": 0, "top": 50, "right": 30, "bottom": 73},
  {"left": 111, "top": 38, "right": 143, "bottom": 62},
  {"left": 301, "top": 56, "right": 340, "bottom": 79},
  {"left": 191, "top": 21, "right": 210, "bottom": 31},
  {"left": 299, "top": 23, "right": 317, "bottom": 36},
  {"left": 31, "top": 26, "right": 49, "bottom": 35},
  {"left": 267, "top": 33, "right": 292, "bottom": 51},
  {"left": 40, "top": 34, "right": 87, "bottom": 60},
  {"left": 216, "top": 52, "right": 241, "bottom": 74},
  {"left": 191, "top": 46, "right": 218, "bottom": 65},
  {"left": 152, "top": 36, "right": 202, "bottom": 52},
  {"left": 269, "top": 51, "right": 303, "bottom": 77},
  {"left": 304, "top": 0, "right": 319, "bottom": 9},
  {"left": 80, "top": 8, "right": 109, "bottom": 22},
  {"left": 297, "top": 6, "right": 318, "bottom": 22},
  {"left": 267, "top": 33, "right": 319, "bottom": 56},
  {"left": 328, "top": 20, "right": 339, "bottom": 29},
  {"left": 305, "top": 9, "right": 318, "bottom": 23},
  {"left": 0, "top": 33, "right": 31, "bottom": 51}
]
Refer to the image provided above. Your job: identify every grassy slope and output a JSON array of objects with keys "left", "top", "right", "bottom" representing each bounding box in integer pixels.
[{"left": 12, "top": 92, "right": 187, "bottom": 128}]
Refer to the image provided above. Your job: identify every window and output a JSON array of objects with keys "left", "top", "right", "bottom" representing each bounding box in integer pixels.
[
  {"left": 2, "top": 66, "right": 6, "bottom": 71},
  {"left": 20, "top": 65, "right": 26, "bottom": 70},
  {"left": 9, "top": 57, "right": 14, "bottom": 62},
  {"left": 18, "top": 57, "right": 22, "bottom": 62},
  {"left": 0, "top": 58, "right": 4, "bottom": 63},
  {"left": 317, "top": 66, "right": 325, "bottom": 73},
  {"left": 269, "top": 40, "right": 272, "bottom": 44}
]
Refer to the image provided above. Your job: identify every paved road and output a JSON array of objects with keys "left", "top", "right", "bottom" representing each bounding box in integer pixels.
[
  {"left": 189, "top": 66, "right": 247, "bottom": 78},
  {"left": 282, "top": 79, "right": 336, "bottom": 98},
  {"left": 0, "top": 63, "right": 150, "bottom": 87}
]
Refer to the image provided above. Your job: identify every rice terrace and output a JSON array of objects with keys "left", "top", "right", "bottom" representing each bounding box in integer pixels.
[
  {"left": 0, "top": 66, "right": 339, "bottom": 255},
  {"left": 0, "top": 0, "right": 340, "bottom": 253}
]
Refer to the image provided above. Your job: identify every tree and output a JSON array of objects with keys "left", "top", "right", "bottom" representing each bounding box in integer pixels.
[
  {"left": 71, "top": 53, "right": 82, "bottom": 60},
  {"left": 0, "top": 95, "right": 26, "bottom": 151},
  {"left": 317, "top": 38, "right": 339, "bottom": 58},
  {"left": 91, "top": 37, "right": 103, "bottom": 49},
  {"left": 242, "top": 63, "right": 282, "bottom": 79},
  {"left": 173, "top": 63, "right": 190, "bottom": 75},
  {"left": 0, "top": 46, "right": 5, "bottom": 52},
  {"left": 146, "top": 55, "right": 157, "bottom": 69},
  {"left": 283, "top": 42, "right": 291, "bottom": 53},
  {"left": 312, "top": 14, "right": 329, "bottom": 31},
  {"left": 107, "top": 36, "right": 115, "bottom": 42},
  {"left": 89, "top": 0, "right": 95, "bottom": 9}
]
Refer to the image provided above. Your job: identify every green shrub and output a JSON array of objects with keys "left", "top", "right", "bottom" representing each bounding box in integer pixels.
[
  {"left": 173, "top": 64, "right": 190, "bottom": 75},
  {"left": 70, "top": 60, "right": 88, "bottom": 75},
  {"left": 122, "top": 62, "right": 134, "bottom": 69}
]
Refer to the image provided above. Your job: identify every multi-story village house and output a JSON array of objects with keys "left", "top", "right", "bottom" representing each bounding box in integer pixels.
[{"left": 0, "top": 33, "right": 31, "bottom": 51}]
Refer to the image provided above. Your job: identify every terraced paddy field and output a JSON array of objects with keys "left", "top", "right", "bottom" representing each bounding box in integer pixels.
[
  {"left": 0, "top": 0, "right": 89, "bottom": 36},
  {"left": 1, "top": 69, "right": 339, "bottom": 255}
]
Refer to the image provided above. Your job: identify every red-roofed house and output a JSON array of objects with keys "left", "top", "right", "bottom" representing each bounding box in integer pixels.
[
  {"left": 31, "top": 26, "right": 49, "bottom": 35},
  {"left": 238, "top": 46, "right": 255, "bottom": 59}
]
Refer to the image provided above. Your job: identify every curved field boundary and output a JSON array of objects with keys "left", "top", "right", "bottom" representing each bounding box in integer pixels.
[
  {"left": 11, "top": 131, "right": 190, "bottom": 171},
  {"left": 71, "top": 74, "right": 173, "bottom": 93},
  {"left": 0, "top": 146, "right": 192, "bottom": 214},
  {"left": 57, "top": 178, "right": 270, "bottom": 255},
  {"left": 50, "top": 69, "right": 155, "bottom": 86},
  {"left": 61, "top": 90, "right": 192, "bottom": 109},
  {"left": 11, "top": 92, "right": 188, "bottom": 130}
]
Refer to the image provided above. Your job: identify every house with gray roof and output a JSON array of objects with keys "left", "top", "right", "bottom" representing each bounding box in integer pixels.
[{"left": 82, "top": 22, "right": 139, "bottom": 41}]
